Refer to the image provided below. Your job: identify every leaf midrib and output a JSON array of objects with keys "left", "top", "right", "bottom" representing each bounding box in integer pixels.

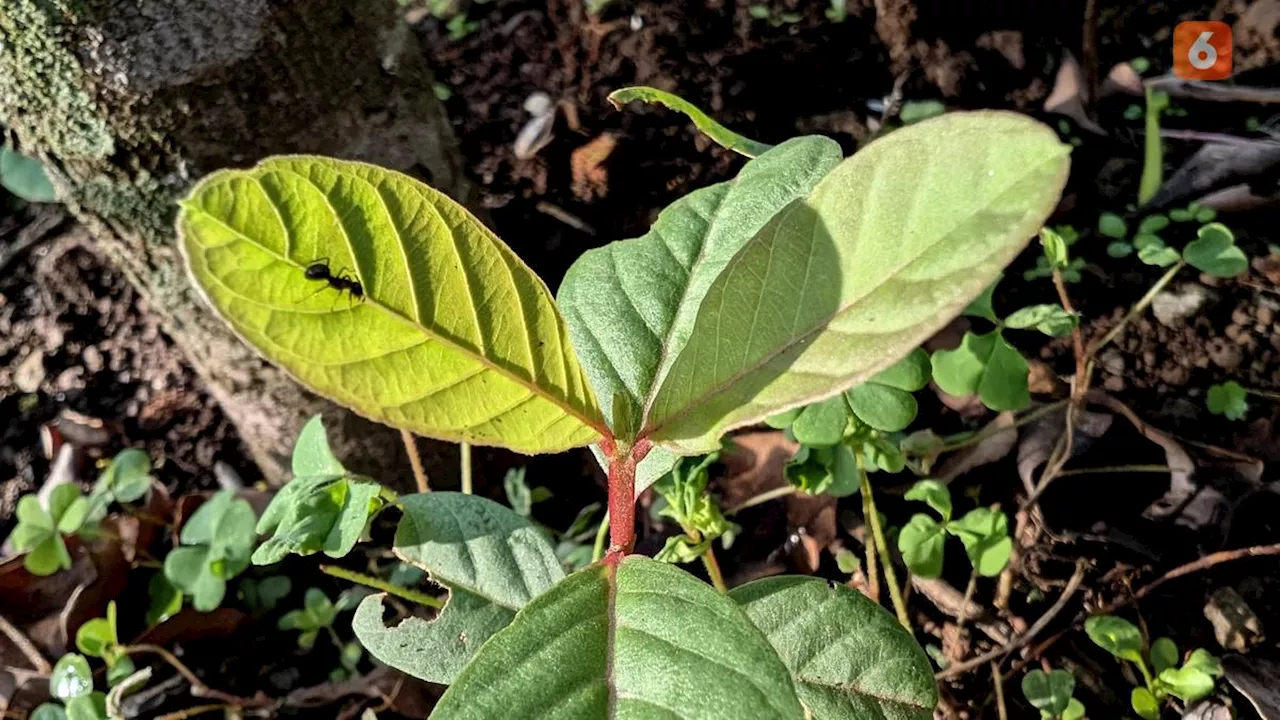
[
  {"left": 641, "top": 146, "right": 1064, "bottom": 441},
  {"left": 181, "top": 177, "right": 606, "bottom": 438}
]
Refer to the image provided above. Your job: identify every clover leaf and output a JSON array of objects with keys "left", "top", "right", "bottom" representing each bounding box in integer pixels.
[
  {"left": 93, "top": 449, "right": 151, "bottom": 505},
  {"left": 278, "top": 587, "right": 359, "bottom": 649},
  {"left": 898, "top": 515, "right": 945, "bottom": 579},
  {"left": 1004, "top": 304, "right": 1078, "bottom": 338},
  {"left": 163, "top": 490, "right": 257, "bottom": 611},
  {"left": 948, "top": 507, "right": 1012, "bottom": 577},
  {"left": 845, "top": 348, "right": 931, "bottom": 432},
  {"left": 931, "top": 330, "right": 1030, "bottom": 411},
  {"left": 74, "top": 601, "right": 136, "bottom": 685},
  {"left": 146, "top": 573, "right": 182, "bottom": 626},
  {"left": 252, "top": 416, "right": 390, "bottom": 565},
  {"left": 783, "top": 443, "right": 860, "bottom": 498},
  {"left": 44, "top": 653, "right": 107, "bottom": 720},
  {"left": 1021, "top": 668, "right": 1075, "bottom": 717},
  {"left": 1138, "top": 242, "right": 1181, "bottom": 268},
  {"left": 898, "top": 480, "right": 1011, "bottom": 578},
  {"left": 1207, "top": 381, "right": 1248, "bottom": 420},
  {"left": 963, "top": 279, "right": 1000, "bottom": 323},
  {"left": 1184, "top": 222, "right": 1247, "bottom": 277},
  {"left": 1098, "top": 212, "right": 1128, "bottom": 239},
  {"left": 787, "top": 395, "right": 848, "bottom": 447},
  {"left": 7, "top": 485, "right": 93, "bottom": 576},
  {"left": 903, "top": 479, "right": 951, "bottom": 521}
]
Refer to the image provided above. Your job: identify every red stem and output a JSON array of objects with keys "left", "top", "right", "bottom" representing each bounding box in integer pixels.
[{"left": 602, "top": 437, "right": 651, "bottom": 566}]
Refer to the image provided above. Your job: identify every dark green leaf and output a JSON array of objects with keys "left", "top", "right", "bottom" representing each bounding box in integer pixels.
[
  {"left": 30, "top": 704, "right": 67, "bottom": 720},
  {"left": 1107, "top": 241, "right": 1134, "bottom": 258},
  {"left": 146, "top": 573, "right": 182, "bottom": 625},
  {"left": 731, "top": 576, "right": 937, "bottom": 718},
  {"left": 1150, "top": 637, "right": 1178, "bottom": 675},
  {"left": 1098, "top": 212, "right": 1127, "bottom": 239},
  {"left": 1184, "top": 223, "right": 1247, "bottom": 278},
  {"left": 962, "top": 280, "right": 1000, "bottom": 324},
  {"left": 1021, "top": 668, "right": 1074, "bottom": 716},
  {"left": 1138, "top": 215, "right": 1169, "bottom": 234},
  {"left": 931, "top": 331, "right": 1029, "bottom": 411},
  {"left": 790, "top": 396, "right": 849, "bottom": 447}
]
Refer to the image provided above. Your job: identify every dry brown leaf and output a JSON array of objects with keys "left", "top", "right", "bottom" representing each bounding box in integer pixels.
[
  {"left": 719, "top": 431, "right": 798, "bottom": 511},
  {"left": 570, "top": 134, "right": 617, "bottom": 202}
]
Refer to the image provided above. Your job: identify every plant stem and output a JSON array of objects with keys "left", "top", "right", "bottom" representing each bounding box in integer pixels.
[
  {"left": 591, "top": 511, "right": 610, "bottom": 564},
  {"left": 459, "top": 441, "right": 472, "bottom": 494},
  {"left": 992, "top": 661, "right": 1008, "bottom": 720},
  {"left": 956, "top": 569, "right": 979, "bottom": 631},
  {"left": 937, "top": 399, "right": 1069, "bottom": 453},
  {"left": 1088, "top": 261, "right": 1185, "bottom": 357},
  {"left": 319, "top": 565, "right": 443, "bottom": 609},
  {"left": 0, "top": 611, "right": 50, "bottom": 674},
  {"left": 602, "top": 437, "right": 650, "bottom": 564},
  {"left": 1055, "top": 464, "right": 1172, "bottom": 477},
  {"left": 701, "top": 545, "right": 728, "bottom": 593},
  {"left": 858, "top": 453, "right": 911, "bottom": 631},
  {"left": 156, "top": 705, "right": 234, "bottom": 720},
  {"left": 725, "top": 485, "right": 796, "bottom": 515},
  {"left": 401, "top": 429, "right": 429, "bottom": 493}
]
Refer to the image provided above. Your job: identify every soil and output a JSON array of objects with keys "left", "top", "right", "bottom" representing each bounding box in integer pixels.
[{"left": 5, "top": 0, "right": 1280, "bottom": 717}]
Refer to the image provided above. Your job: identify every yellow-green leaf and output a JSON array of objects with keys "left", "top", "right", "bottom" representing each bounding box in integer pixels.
[
  {"left": 177, "top": 156, "right": 605, "bottom": 454},
  {"left": 643, "top": 112, "right": 1070, "bottom": 452}
]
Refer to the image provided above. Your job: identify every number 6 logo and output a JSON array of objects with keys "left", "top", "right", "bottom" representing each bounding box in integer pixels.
[{"left": 1174, "top": 21, "right": 1232, "bottom": 80}]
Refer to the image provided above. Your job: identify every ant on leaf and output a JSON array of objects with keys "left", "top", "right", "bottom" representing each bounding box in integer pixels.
[{"left": 300, "top": 259, "right": 364, "bottom": 308}]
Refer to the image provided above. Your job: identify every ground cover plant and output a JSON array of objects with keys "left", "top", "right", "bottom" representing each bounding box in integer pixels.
[{"left": 160, "top": 91, "right": 1069, "bottom": 717}]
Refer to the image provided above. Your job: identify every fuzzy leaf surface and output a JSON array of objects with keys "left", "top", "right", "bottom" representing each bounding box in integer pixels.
[
  {"left": 644, "top": 112, "right": 1069, "bottom": 452},
  {"left": 431, "top": 556, "right": 804, "bottom": 719},
  {"left": 731, "top": 576, "right": 937, "bottom": 719},
  {"left": 178, "top": 156, "right": 603, "bottom": 454}
]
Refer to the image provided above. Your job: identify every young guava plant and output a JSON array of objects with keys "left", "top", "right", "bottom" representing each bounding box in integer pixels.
[{"left": 175, "top": 85, "right": 1068, "bottom": 717}]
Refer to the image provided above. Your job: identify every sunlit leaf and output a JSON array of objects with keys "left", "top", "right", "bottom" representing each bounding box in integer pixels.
[
  {"left": 608, "top": 87, "right": 774, "bottom": 158},
  {"left": 931, "top": 331, "right": 1030, "bottom": 411},
  {"left": 1184, "top": 222, "right": 1247, "bottom": 278},
  {"left": 178, "top": 157, "right": 604, "bottom": 454}
]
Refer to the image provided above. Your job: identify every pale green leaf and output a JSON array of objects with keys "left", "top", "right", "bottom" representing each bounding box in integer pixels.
[
  {"left": 1085, "top": 615, "right": 1145, "bottom": 664},
  {"left": 94, "top": 449, "right": 151, "bottom": 504},
  {"left": 1184, "top": 222, "right": 1247, "bottom": 278},
  {"left": 731, "top": 576, "right": 936, "bottom": 719},
  {"left": 947, "top": 507, "right": 1012, "bottom": 576},
  {"left": 1151, "top": 637, "right": 1178, "bottom": 675},
  {"left": 355, "top": 492, "right": 564, "bottom": 682},
  {"left": 898, "top": 515, "right": 945, "bottom": 578},
  {"left": 1039, "top": 227, "right": 1069, "bottom": 270},
  {"left": 645, "top": 112, "right": 1067, "bottom": 452},
  {"left": 559, "top": 137, "right": 842, "bottom": 439},
  {"left": 1063, "top": 698, "right": 1085, "bottom": 720},
  {"left": 1131, "top": 687, "right": 1160, "bottom": 720},
  {"left": 608, "top": 87, "right": 774, "bottom": 158},
  {"left": 51, "top": 654, "right": 93, "bottom": 701},
  {"left": 291, "top": 414, "right": 346, "bottom": 477},
  {"left": 177, "top": 156, "right": 604, "bottom": 454},
  {"left": 0, "top": 146, "right": 57, "bottom": 203},
  {"left": 1020, "top": 668, "right": 1074, "bottom": 716},
  {"left": 962, "top": 279, "right": 999, "bottom": 324},
  {"left": 30, "top": 704, "right": 67, "bottom": 720},
  {"left": 431, "top": 557, "right": 805, "bottom": 720},
  {"left": 904, "top": 479, "right": 951, "bottom": 521},
  {"left": 1004, "top": 304, "right": 1078, "bottom": 338}
]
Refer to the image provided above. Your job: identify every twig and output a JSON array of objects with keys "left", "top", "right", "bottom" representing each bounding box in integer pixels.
[
  {"left": 0, "top": 207, "right": 65, "bottom": 273},
  {"left": 992, "top": 662, "right": 1008, "bottom": 720},
  {"left": 936, "top": 400, "right": 1068, "bottom": 454},
  {"left": 725, "top": 485, "right": 796, "bottom": 515},
  {"left": 535, "top": 201, "right": 596, "bottom": 236},
  {"left": 937, "top": 560, "right": 1087, "bottom": 680},
  {"left": 862, "top": 500, "right": 881, "bottom": 603},
  {"left": 1095, "top": 542, "right": 1280, "bottom": 616},
  {"left": 1053, "top": 268, "right": 1086, "bottom": 399},
  {"left": 956, "top": 570, "right": 979, "bottom": 632},
  {"left": 123, "top": 645, "right": 271, "bottom": 708},
  {"left": 320, "top": 565, "right": 443, "bottom": 609},
  {"left": 400, "top": 429, "right": 429, "bottom": 493},
  {"left": 860, "top": 454, "right": 911, "bottom": 631},
  {"left": 1086, "top": 261, "right": 1185, "bottom": 358},
  {"left": 459, "top": 441, "right": 473, "bottom": 494},
  {"left": 0, "top": 611, "right": 51, "bottom": 674},
  {"left": 1055, "top": 464, "right": 1172, "bottom": 477}
]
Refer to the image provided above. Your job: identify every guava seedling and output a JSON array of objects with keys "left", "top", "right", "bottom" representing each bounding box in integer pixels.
[
  {"left": 163, "top": 489, "right": 257, "bottom": 611},
  {"left": 7, "top": 484, "right": 95, "bottom": 576},
  {"left": 652, "top": 452, "right": 738, "bottom": 565},
  {"left": 1086, "top": 614, "right": 1224, "bottom": 718}
]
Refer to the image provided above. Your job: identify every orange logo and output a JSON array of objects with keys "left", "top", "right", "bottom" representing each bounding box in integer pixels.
[{"left": 1174, "top": 21, "right": 1232, "bottom": 80}]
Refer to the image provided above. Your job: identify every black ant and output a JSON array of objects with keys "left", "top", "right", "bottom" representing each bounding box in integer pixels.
[{"left": 301, "top": 259, "right": 364, "bottom": 306}]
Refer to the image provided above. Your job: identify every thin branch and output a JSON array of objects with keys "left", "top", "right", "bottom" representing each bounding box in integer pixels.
[
  {"left": 1055, "top": 464, "right": 1172, "bottom": 477},
  {"left": 400, "top": 429, "right": 429, "bottom": 493},
  {"left": 937, "top": 560, "right": 1087, "bottom": 680},
  {"left": 1095, "top": 542, "right": 1280, "bottom": 616},
  {"left": 702, "top": 545, "right": 728, "bottom": 593},
  {"left": 992, "top": 662, "right": 1009, "bottom": 720},
  {"left": 937, "top": 400, "right": 1068, "bottom": 454},
  {"left": 156, "top": 705, "right": 233, "bottom": 720},
  {"left": 725, "top": 485, "right": 796, "bottom": 515},
  {"left": 956, "top": 570, "right": 979, "bottom": 632},
  {"left": 123, "top": 645, "right": 271, "bottom": 708},
  {"left": 0, "top": 611, "right": 51, "bottom": 674},
  {"left": 320, "top": 565, "right": 443, "bottom": 609}
]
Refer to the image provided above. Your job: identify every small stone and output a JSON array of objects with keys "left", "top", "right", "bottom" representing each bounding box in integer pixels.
[
  {"left": 1204, "top": 587, "right": 1264, "bottom": 652},
  {"left": 1257, "top": 323, "right": 1270, "bottom": 335},
  {"left": 1232, "top": 308, "right": 1251, "bottom": 326},
  {"left": 82, "top": 346, "right": 103, "bottom": 373},
  {"left": 1226, "top": 324, "right": 1244, "bottom": 341},
  {"left": 14, "top": 351, "right": 45, "bottom": 394},
  {"left": 1258, "top": 306, "right": 1274, "bottom": 324},
  {"left": 55, "top": 368, "right": 81, "bottom": 392},
  {"left": 1160, "top": 365, "right": 1190, "bottom": 386},
  {"left": 1200, "top": 272, "right": 1221, "bottom": 287},
  {"left": 1104, "top": 375, "right": 1126, "bottom": 392},
  {"left": 1143, "top": 350, "right": 1157, "bottom": 367},
  {"left": 1235, "top": 332, "right": 1256, "bottom": 349},
  {"left": 1152, "top": 284, "right": 1211, "bottom": 327},
  {"left": 1099, "top": 349, "right": 1125, "bottom": 374},
  {"left": 1210, "top": 343, "right": 1243, "bottom": 370},
  {"left": 1193, "top": 353, "right": 1210, "bottom": 368}
]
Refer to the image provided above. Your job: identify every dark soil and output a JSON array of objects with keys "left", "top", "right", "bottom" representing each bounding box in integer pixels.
[{"left": 5, "top": 0, "right": 1280, "bottom": 717}]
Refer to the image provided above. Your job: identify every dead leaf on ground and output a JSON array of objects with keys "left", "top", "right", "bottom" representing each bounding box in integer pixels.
[
  {"left": 719, "top": 431, "right": 798, "bottom": 511},
  {"left": 1016, "top": 405, "right": 1114, "bottom": 494},
  {"left": 570, "top": 134, "right": 617, "bottom": 202},
  {"left": 1043, "top": 51, "right": 1106, "bottom": 134},
  {"left": 1224, "top": 653, "right": 1280, "bottom": 719},
  {"left": 937, "top": 411, "right": 1017, "bottom": 484}
]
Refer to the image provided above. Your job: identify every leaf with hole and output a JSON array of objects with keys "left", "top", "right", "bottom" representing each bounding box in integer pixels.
[
  {"left": 430, "top": 556, "right": 805, "bottom": 720},
  {"left": 931, "top": 331, "right": 1030, "bottom": 411},
  {"left": 352, "top": 492, "right": 564, "bottom": 684},
  {"left": 731, "top": 576, "right": 937, "bottom": 719},
  {"left": 1184, "top": 223, "right": 1247, "bottom": 278},
  {"left": 641, "top": 113, "right": 1067, "bottom": 453},
  {"left": 177, "top": 157, "right": 605, "bottom": 454}
]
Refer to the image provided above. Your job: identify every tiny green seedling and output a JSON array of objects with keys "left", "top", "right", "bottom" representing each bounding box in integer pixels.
[
  {"left": 652, "top": 452, "right": 739, "bottom": 566},
  {"left": 30, "top": 653, "right": 107, "bottom": 720},
  {"left": 75, "top": 601, "right": 137, "bottom": 686},
  {"left": 92, "top": 449, "right": 152, "bottom": 506},
  {"left": 896, "top": 479, "right": 1012, "bottom": 578},
  {"left": 1206, "top": 381, "right": 1249, "bottom": 420},
  {"left": 503, "top": 466, "right": 552, "bottom": 519},
  {"left": 1086, "top": 614, "right": 1223, "bottom": 718},
  {"left": 6, "top": 484, "right": 96, "bottom": 576},
  {"left": 239, "top": 575, "right": 293, "bottom": 615},
  {"left": 146, "top": 573, "right": 183, "bottom": 626},
  {"left": 163, "top": 489, "right": 257, "bottom": 611},
  {"left": 1024, "top": 225, "right": 1084, "bottom": 282},
  {"left": 278, "top": 587, "right": 361, "bottom": 650},
  {"left": 1021, "top": 667, "right": 1086, "bottom": 720}
]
